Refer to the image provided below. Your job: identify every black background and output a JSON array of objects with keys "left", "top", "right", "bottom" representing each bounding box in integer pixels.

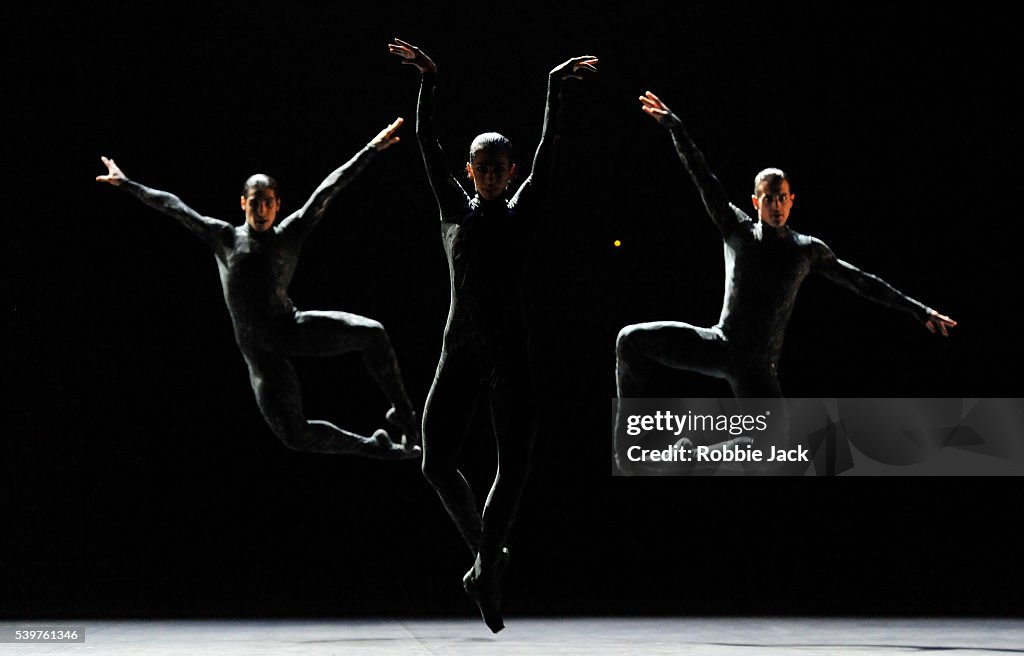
[{"left": 6, "top": 3, "right": 1021, "bottom": 619}]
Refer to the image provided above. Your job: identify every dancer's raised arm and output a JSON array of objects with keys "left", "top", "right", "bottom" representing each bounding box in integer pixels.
[
  {"left": 390, "top": 38, "right": 470, "bottom": 220},
  {"left": 512, "top": 56, "right": 597, "bottom": 208},
  {"left": 96, "top": 155, "right": 233, "bottom": 248},
  {"left": 276, "top": 118, "right": 403, "bottom": 239},
  {"left": 639, "top": 91, "right": 746, "bottom": 236}
]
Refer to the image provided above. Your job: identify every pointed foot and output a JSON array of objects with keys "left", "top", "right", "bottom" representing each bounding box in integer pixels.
[
  {"left": 463, "top": 547, "right": 510, "bottom": 633},
  {"left": 463, "top": 570, "right": 505, "bottom": 633},
  {"left": 366, "top": 428, "right": 421, "bottom": 460},
  {"left": 477, "top": 598, "right": 504, "bottom": 633},
  {"left": 386, "top": 405, "right": 421, "bottom": 451}
]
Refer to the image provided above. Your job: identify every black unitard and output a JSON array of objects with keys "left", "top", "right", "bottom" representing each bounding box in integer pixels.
[
  {"left": 118, "top": 146, "right": 416, "bottom": 455},
  {"left": 616, "top": 115, "right": 934, "bottom": 400},
  {"left": 416, "top": 70, "right": 563, "bottom": 562}
]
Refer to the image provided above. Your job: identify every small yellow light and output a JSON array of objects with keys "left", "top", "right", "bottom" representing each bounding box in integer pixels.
[{"left": 613, "top": 240, "right": 622, "bottom": 248}]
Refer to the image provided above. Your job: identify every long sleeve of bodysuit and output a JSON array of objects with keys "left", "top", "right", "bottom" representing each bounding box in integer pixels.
[
  {"left": 120, "top": 179, "right": 233, "bottom": 248},
  {"left": 275, "top": 144, "right": 378, "bottom": 241},
  {"left": 812, "top": 239, "right": 933, "bottom": 322},
  {"left": 510, "top": 74, "right": 564, "bottom": 210},
  {"left": 416, "top": 71, "right": 472, "bottom": 220},
  {"left": 667, "top": 118, "right": 748, "bottom": 237}
]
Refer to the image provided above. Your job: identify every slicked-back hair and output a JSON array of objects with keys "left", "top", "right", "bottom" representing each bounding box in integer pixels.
[
  {"left": 468, "top": 132, "right": 514, "bottom": 163},
  {"left": 753, "top": 168, "right": 790, "bottom": 195},
  {"left": 242, "top": 173, "right": 279, "bottom": 197}
]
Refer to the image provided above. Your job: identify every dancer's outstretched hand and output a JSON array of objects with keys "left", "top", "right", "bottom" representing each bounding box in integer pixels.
[
  {"left": 924, "top": 310, "right": 957, "bottom": 337},
  {"left": 388, "top": 38, "right": 437, "bottom": 73},
  {"left": 95, "top": 156, "right": 126, "bottom": 186},
  {"left": 639, "top": 91, "right": 681, "bottom": 128},
  {"left": 369, "top": 117, "right": 404, "bottom": 151},
  {"left": 550, "top": 55, "right": 598, "bottom": 81}
]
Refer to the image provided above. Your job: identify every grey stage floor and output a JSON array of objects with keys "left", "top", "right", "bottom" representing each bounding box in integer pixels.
[{"left": 0, "top": 618, "right": 1020, "bottom": 655}]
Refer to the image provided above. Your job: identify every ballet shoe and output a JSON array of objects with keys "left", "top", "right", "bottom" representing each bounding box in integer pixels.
[{"left": 463, "top": 547, "right": 510, "bottom": 633}]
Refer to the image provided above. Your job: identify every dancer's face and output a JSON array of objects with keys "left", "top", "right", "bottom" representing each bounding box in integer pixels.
[
  {"left": 241, "top": 188, "right": 281, "bottom": 232},
  {"left": 466, "top": 150, "right": 516, "bottom": 201},
  {"left": 752, "top": 178, "right": 794, "bottom": 227}
]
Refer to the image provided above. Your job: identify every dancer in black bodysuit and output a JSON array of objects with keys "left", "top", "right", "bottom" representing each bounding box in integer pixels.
[
  {"left": 96, "top": 119, "right": 420, "bottom": 458},
  {"left": 614, "top": 92, "right": 957, "bottom": 473},
  {"left": 389, "top": 38, "right": 596, "bottom": 632}
]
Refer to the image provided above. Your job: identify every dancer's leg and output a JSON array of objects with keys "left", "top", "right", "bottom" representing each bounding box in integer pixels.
[
  {"left": 479, "top": 368, "right": 537, "bottom": 563},
  {"left": 614, "top": 321, "right": 729, "bottom": 473},
  {"left": 244, "top": 349, "right": 413, "bottom": 458},
  {"left": 284, "top": 310, "right": 420, "bottom": 445},
  {"left": 615, "top": 320, "right": 730, "bottom": 395},
  {"left": 461, "top": 368, "right": 537, "bottom": 633},
  {"left": 728, "top": 363, "right": 783, "bottom": 398},
  {"left": 420, "top": 352, "right": 484, "bottom": 556},
  {"left": 729, "top": 364, "right": 789, "bottom": 464}
]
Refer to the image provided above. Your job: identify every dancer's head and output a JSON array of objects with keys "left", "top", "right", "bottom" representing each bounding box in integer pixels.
[
  {"left": 241, "top": 174, "right": 281, "bottom": 232},
  {"left": 465, "top": 133, "right": 516, "bottom": 201},
  {"left": 751, "top": 168, "right": 794, "bottom": 228}
]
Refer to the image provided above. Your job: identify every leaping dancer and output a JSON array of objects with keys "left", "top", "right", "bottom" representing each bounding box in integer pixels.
[
  {"left": 614, "top": 91, "right": 956, "bottom": 474},
  {"left": 390, "top": 37, "right": 596, "bottom": 631},
  {"left": 96, "top": 118, "right": 420, "bottom": 459}
]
